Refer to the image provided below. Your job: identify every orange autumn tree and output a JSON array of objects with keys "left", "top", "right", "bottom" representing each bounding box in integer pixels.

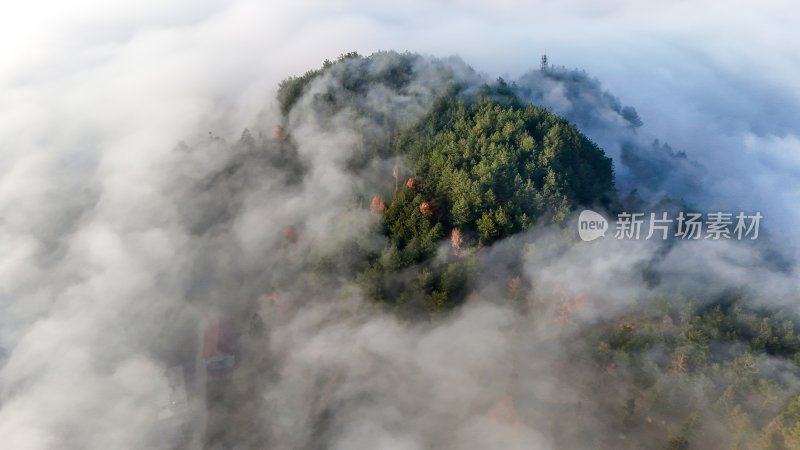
[
  {"left": 450, "top": 228, "right": 463, "bottom": 254},
  {"left": 419, "top": 201, "right": 433, "bottom": 217},
  {"left": 370, "top": 195, "right": 387, "bottom": 215},
  {"left": 282, "top": 225, "right": 298, "bottom": 244},
  {"left": 273, "top": 124, "right": 289, "bottom": 141}
]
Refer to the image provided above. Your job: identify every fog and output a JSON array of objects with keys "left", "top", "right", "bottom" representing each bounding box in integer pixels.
[{"left": 1, "top": 1, "right": 799, "bottom": 449}]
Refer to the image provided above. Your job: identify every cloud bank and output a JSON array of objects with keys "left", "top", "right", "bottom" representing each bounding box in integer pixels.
[{"left": 1, "top": 1, "right": 799, "bottom": 449}]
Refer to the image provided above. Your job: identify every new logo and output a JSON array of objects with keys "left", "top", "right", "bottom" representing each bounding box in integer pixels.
[{"left": 578, "top": 210, "right": 608, "bottom": 241}]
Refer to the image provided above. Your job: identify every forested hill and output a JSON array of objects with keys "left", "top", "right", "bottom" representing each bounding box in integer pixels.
[
  {"left": 178, "top": 51, "right": 800, "bottom": 449},
  {"left": 276, "top": 52, "right": 614, "bottom": 313}
]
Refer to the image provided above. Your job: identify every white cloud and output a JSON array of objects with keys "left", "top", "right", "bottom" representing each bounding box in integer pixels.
[{"left": 1, "top": 1, "right": 798, "bottom": 448}]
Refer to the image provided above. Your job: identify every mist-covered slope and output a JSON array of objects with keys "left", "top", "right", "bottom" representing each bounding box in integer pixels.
[
  {"left": 2, "top": 50, "right": 800, "bottom": 450},
  {"left": 158, "top": 51, "right": 800, "bottom": 449}
]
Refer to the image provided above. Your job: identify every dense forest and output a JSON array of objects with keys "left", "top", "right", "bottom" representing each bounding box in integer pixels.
[{"left": 277, "top": 52, "right": 614, "bottom": 315}]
